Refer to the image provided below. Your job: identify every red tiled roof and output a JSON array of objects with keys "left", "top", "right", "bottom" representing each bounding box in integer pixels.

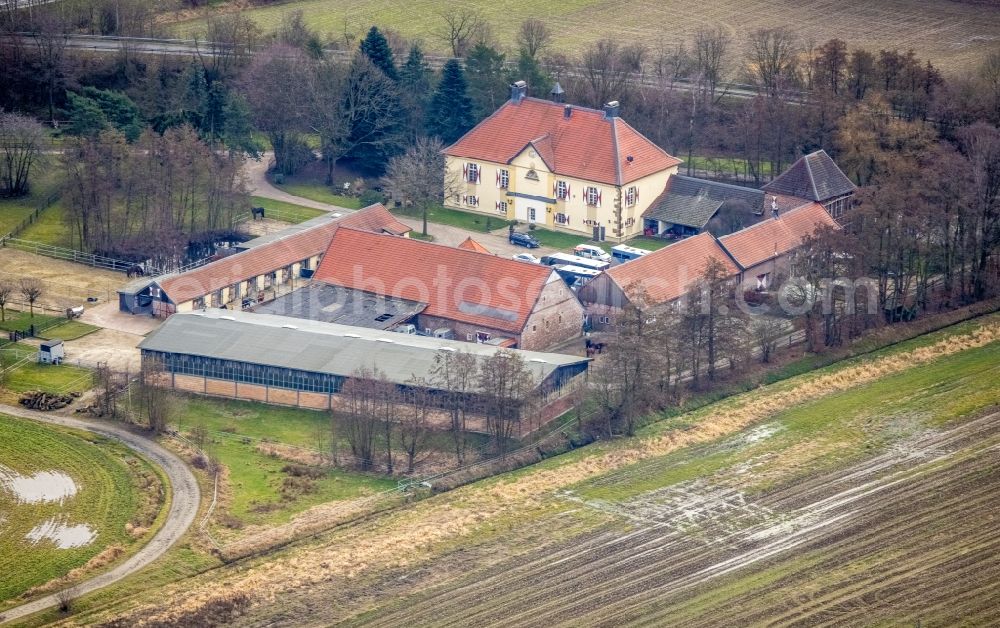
[
  {"left": 605, "top": 233, "right": 739, "bottom": 304},
  {"left": 445, "top": 97, "right": 681, "bottom": 186},
  {"left": 457, "top": 237, "right": 492, "bottom": 254},
  {"left": 340, "top": 203, "right": 411, "bottom": 235},
  {"left": 719, "top": 202, "right": 839, "bottom": 269},
  {"left": 159, "top": 204, "right": 408, "bottom": 305},
  {"left": 313, "top": 228, "right": 555, "bottom": 334}
]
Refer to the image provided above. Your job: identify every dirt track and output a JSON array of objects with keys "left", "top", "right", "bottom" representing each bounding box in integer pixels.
[
  {"left": 0, "top": 404, "right": 200, "bottom": 625},
  {"left": 349, "top": 411, "right": 1000, "bottom": 627}
]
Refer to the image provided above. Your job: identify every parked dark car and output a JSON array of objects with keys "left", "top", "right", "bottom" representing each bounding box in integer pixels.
[{"left": 509, "top": 232, "right": 541, "bottom": 248}]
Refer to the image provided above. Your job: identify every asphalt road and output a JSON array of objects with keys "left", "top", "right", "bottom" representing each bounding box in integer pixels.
[{"left": 0, "top": 404, "right": 200, "bottom": 625}]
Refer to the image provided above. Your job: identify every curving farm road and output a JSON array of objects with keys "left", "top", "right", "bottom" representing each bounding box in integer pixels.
[{"left": 0, "top": 404, "right": 200, "bottom": 625}]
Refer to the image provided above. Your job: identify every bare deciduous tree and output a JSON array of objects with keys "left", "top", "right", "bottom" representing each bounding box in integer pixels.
[
  {"left": 693, "top": 27, "right": 730, "bottom": 101},
  {"left": 241, "top": 43, "right": 314, "bottom": 176},
  {"left": 478, "top": 349, "right": 535, "bottom": 458},
  {"left": 0, "top": 280, "right": 13, "bottom": 322},
  {"left": 580, "top": 39, "right": 647, "bottom": 108},
  {"left": 381, "top": 136, "right": 458, "bottom": 237},
  {"left": 437, "top": 9, "right": 486, "bottom": 57},
  {"left": 745, "top": 27, "right": 800, "bottom": 97},
  {"left": 201, "top": 11, "right": 261, "bottom": 78},
  {"left": 138, "top": 356, "right": 173, "bottom": 433},
  {"left": 751, "top": 316, "right": 785, "bottom": 363},
  {"left": 431, "top": 348, "right": 478, "bottom": 463},
  {"left": 517, "top": 18, "right": 552, "bottom": 60},
  {"left": 314, "top": 54, "right": 403, "bottom": 184},
  {"left": 0, "top": 111, "right": 47, "bottom": 198},
  {"left": 340, "top": 367, "right": 381, "bottom": 471},
  {"left": 400, "top": 377, "right": 432, "bottom": 473},
  {"left": 18, "top": 277, "right": 42, "bottom": 318}
]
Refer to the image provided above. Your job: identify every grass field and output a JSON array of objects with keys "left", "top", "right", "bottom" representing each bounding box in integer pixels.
[
  {"left": 168, "top": 0, "right": 1000, "bottom": 74},
  {"left": 249, "top": 196, "right": 331, "bottom": 223},
  {"left": 0, "top": 341, "right": 91, "bottom": 404},
  {"left": 36, "top": 320, "right": 101, "bottom": 341},
  {"left": 0, "top": 414, "right": 163, "bottom": 609},
  {"left": 267, "top": 176, "right": 364, "bottom": 210},
  {"left": 73, "top": 312, "right": 1000, "bottom": 626},
  {"left": 0, "top": 168, "right": 60, "bottom": 239},
  {"left": 175, "top": 397, "right": 399, "bottom": 531},
  {"left": 0, "top": 311, "right": 61, "bottom": 333}
]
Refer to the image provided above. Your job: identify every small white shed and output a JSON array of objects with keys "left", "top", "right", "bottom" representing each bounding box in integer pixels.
[{"left": 39, "top": 340, "right": 65, "bottom": 365}]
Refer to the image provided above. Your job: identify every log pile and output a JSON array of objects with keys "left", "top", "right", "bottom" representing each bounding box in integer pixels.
[{"left": 19, "top": 390, "right": 80, "bottom": 411}]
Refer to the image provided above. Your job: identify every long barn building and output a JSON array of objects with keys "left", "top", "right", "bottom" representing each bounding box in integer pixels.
[
  {"left": 118, "top": 204, "right": 410, "bottom": 316},
  {"left": 138, "top": 309, "right": 590, "bottom": 422}
]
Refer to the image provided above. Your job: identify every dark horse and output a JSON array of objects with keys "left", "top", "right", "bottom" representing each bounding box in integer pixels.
[
  {"left": 251, "top": 206, "right": 266, "bottom": 220},
  {"left": 126, "top": 265, "right": 145, "bottom": 279}
]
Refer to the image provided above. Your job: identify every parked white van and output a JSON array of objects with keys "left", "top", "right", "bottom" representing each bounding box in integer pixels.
[
  {"left": 573, "top": 244, "right": 612, "bottom": 262},
  {"left": 611, "top": 244, "right": 651, "bottom": 262}
]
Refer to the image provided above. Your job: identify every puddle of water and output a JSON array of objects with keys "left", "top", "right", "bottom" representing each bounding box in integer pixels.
[
  {"left": 0, "top": 465, "right": 78, "bottom": 505},
  {"left": 25, "top": 518, "right": 96, "bottom": 549},
  {"left": 742, "top": 424, "right": 783, "bottom": 445}
]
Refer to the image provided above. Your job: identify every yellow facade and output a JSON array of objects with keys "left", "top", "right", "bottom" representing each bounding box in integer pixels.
[{"left": 445, "top": 149, "right": 677, "bottom": 241}]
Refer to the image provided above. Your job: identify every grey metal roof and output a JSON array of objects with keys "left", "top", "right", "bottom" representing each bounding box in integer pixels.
[
  {"left": 139, "top": 310, "right": 588, "bottom": 390},
  {"left": 763, "top": 150, "right": 857, "bottom": 202},
  {"left": 253, "top": 283, "right": 426, "bottom": 329},
  {"left": 643, "top": 175, "right": 764, "bottom": 229},
  {"left": 237, "top": 213, "right": 342, "bottom": 249}
]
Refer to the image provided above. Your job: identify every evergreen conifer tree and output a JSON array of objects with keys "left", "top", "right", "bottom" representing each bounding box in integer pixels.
[
  {"left": 400, "top": 45, "right": 432, "bottom": 140},
  {"left": 359, "top": 26, "right": 398, "bottom": 81},
  {"left": 426, "top": 59, "right": 475, "bottom": 144}
]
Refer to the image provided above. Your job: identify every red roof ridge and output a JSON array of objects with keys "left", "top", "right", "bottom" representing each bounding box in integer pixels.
[
  {"left": 445, "top": 97, "right": 680, "bottom": 185},
  {"left": 312, "top": 227, "right": 555, "bottom": 333},
  {"left": 718, "top": 202, "right": 838, "bottom": 269},
  {"left": 602, "top": 232, "right": 739, "bottom": 303}
]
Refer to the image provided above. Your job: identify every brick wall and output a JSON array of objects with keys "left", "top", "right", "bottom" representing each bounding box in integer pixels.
[
  {"left": 236, "top": 382, "right": 267, "bottom": 402},
  {"left": 174, "top": 374, "right": 205, "bottom": 393},
  {"left": 520, "top": 278, "right": 584, "bottom": 351},
  {"left": 205, "top": 378, "right": 236, "bottom": 397},
  {"left": 267, "top": 387, "right": 298, "bottom": 406},
  {"left": 298, "top": 391, "right": 331, "bottom": 410}
]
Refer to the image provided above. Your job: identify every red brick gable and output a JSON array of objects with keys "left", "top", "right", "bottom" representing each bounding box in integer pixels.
[
  {"left": 445, "top": 97, "right": 680, "bottom": 186},
  {"left": 312, "top": 228, "right": 556, "bottom": 334}
]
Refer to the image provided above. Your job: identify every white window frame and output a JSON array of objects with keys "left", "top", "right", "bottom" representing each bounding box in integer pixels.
[
  {"left": 556, "top": 180, "right": 569, "bottom": 200},
  {"left": 498, "top": 168, "right": 510, "bottom": 189},
  {"left": 585, "top": 186, "right": 601, "bottom": 207},
  {"left": 467, "top": 162, "right": 480, "bottom": 184},
  {"left": 625, "top": 186, "right": 637, "bottom": 207},
  {"left": 529, "top": 207, "right": 537, "bottom": 222},
  {"left": 496, "top": 200, "right": 508, "bottom": 214}
]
